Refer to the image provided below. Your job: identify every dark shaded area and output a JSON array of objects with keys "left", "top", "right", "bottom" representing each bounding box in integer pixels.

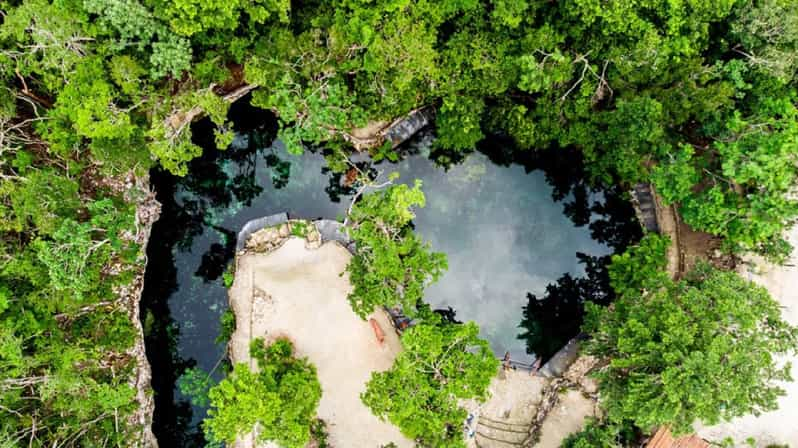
[
  {"left": 505, "top": 146, "right": 642, "bottom": 362},
  {"left": 140, "top": 97, "right": 278, "bottom": 447},
  {"left": 194, "top": 225, "right": 237, "bottom": 281},
  {"left": 518, "top": 253, "right": 612, "bottom": 361},
  {"left": 434, "top": 306, "right": 462, "bottom": 324},
  {"left": 139, "top": 164, "right": 204, "bottom": 446}
]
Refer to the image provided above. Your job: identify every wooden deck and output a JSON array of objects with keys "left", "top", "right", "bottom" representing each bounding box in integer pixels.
[{"left": 646, "top": 427, "right": 709, "bottom": 448}]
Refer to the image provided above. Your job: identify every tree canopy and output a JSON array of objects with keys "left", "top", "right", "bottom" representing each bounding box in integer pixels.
[
  {"left": 583, "top": 238, "right": 798, "bottom": 434},
  {"left": 345, "top": 180, "right": 447, "bottom": 318},
  {"left": 560, "top": 418, "right": 630, "bottom": 448},
  {"left": 362, "top": 319, "right": 498, "bottom": 447},
  {"left": 203, "top": 338, "right": 321, "bottom": 447},
  {"left": 2, "top": 0, "right": 798, "bottom": 257},
  {"left": 4, "top": 0, "right": 798, "bottom": 443}
]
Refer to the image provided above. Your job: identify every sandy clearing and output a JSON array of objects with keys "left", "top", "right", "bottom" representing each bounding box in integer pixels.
[
  {"left": 695, "top": 226, "right": 798, "bottom": 447},
  {"left": 481, "top": 370, "right": 547, "bottom": 425},
  {"left": 461, "top": 365, "right": 600, "bottom": 448},
  {"left": 228, "top": 237, "right": 412, "bottom": 448},
  {"left": 462, "top": 370, "right": 547, "bottom": 447},
  {"left": 536, "top": 389, "right": 597, "bottom": 448}
]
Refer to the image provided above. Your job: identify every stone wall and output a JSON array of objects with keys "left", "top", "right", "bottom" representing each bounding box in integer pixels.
[
  {"left": 101, "top": 172, "right": 160, "bottom": 448},
  {"left": 237, "top": 215, "right": 354, "bottom": 253}
]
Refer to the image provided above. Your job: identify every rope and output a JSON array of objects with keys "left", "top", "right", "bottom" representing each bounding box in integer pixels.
[
  {"left": 475, "top": 430, "right": 524, "bottom": 446},
  {"left": 476, "top": 421, "right": 529, "bottom": 434},
  {"left": 477, "top": 415, "right": 531, "bottom": 428}
]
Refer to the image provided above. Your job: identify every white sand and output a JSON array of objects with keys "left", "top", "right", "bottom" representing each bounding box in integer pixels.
[{"left": 228, "top": 237, "right": 412, "bottom": 448}]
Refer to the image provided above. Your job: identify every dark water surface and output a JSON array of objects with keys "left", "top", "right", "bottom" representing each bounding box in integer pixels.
[{"left": 140, "top": 101, "right": 640, "bottom": 445}]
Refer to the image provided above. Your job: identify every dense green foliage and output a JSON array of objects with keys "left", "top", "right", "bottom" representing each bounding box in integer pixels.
[
  {"left": 0, "top": 166, "right": 142, "bottom": 443},
  {"left": 560, "top": 418, "right": 627, "bottom": 448},
  {"left": 0, "top": 0, "right": 264, "bottom": 439},
  {"left": 204, "top": 338, "right": 321, "bottom": 447},
  {"left": 6, "top": 0, "right": 795, "bottom": 255},
  {"left": 346, "top": 180, "right": 447, "bottom": 318},
  {"left": 606, "top": 234, "right": 672, "bottom": 298},
  {"left": 4, "top": 0, "right": 798, "bottom": 443},
  {"left": 244, "top": 0, "right": 798, "bottom": 259},
  {"left": 347, "top": 181, "right": 498, "bottom": 447},
  {"left": 176, "top": 367, "right": 215, "bottom": 408},
  {"left": 362, "top": 318, "right": 498, "bottom": 447},
  {"left": 583, "top": 237, "right": 798, "bottom": 434}
]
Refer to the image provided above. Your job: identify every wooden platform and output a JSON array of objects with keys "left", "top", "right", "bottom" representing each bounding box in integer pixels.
[{"left": 646, "top": 427, "right": 709, "bottom": 448}]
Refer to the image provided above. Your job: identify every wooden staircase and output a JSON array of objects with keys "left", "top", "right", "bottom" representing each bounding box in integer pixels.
[
  {"left": 632, "top": 183, "right": 660, "bottom": 233},
  {"left": 474, "top": 415, "right": 531, "bottom": 448}
]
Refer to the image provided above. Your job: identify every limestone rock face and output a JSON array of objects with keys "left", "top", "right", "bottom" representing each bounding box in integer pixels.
[
  {"left": 245, "top": 226, "right": 287, "bottom": 253},
  {"left": 305, "top": 226, "right": 321, "bottom": 249},
  {"left": 278, "top": 223, "right": 290, "bottom": 238},
  {"left": 125, "top": 176, "right": 161, "bottom": 448},
  {"left": 237, "top": 213, "right": 289, "bottom": 251},
  {"left": 563, "top": 355, "right": 601, "bottom": 395},
  {"left": 238, "top": 215, "right": 355, "bottom": 256}
]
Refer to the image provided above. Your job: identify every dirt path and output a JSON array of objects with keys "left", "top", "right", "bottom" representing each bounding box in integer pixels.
[
  {"left": 462, "top": 370, "right": 547, "bottom": 447},
  {"left": 649, "top": 186, "right": 682, "bottom": 277},
  {"left": 228, "top": 237, "right": 412, "bottom": 448},
  {"left": 637, "top": 184, "right": 728, "bottom": 280}
]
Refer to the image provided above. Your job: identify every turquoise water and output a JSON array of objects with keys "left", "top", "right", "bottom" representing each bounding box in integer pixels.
[{"left": 141, "top": 105, "right": 638, "bottom": 445}]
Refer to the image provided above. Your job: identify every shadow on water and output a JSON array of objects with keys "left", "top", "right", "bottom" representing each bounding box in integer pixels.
[
  {"left": 141, "top": 98, "right": 641, "bottom": 445},
  {"left": 140, "top": 98, "right": 280, "bottom": 446},
  {"left": 477, "top": 140, "right": 643, "bottom": 362}
]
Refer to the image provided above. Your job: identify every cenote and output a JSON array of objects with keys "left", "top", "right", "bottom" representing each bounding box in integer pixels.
[{"left": 140, "top": 99, "right": 641, "bottom": 445}]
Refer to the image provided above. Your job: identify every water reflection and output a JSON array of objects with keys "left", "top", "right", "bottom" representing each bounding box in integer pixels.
[
  {"left": 141, "top": 100, "right": 640, "bottom": 446},
  {"left": 502, "top": 146, "right": 642, "bottom": 361},
  {"left": 405, "top": 141, "right": 640, "bottom": 364},
  {"left": 518, "top": 253, "right": 611, "bottom": 360}
]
